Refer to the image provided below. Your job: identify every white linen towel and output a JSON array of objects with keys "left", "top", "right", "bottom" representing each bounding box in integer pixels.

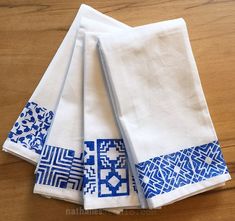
[
  {"left": 2, "top": 4, "right": 128, "bottom": 164},
  {"left": 83, "top": 30, "right": 140, "bottom": 209},
  {"left": 33, "top": 34, "right": 84, "bottom": 204},
  {"left": 98, "top": 18, "right": 231, "bottom": 208}
]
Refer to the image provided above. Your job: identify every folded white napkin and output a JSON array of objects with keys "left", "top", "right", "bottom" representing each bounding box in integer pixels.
[
  {"left": 33, "top": 15, "right": 129, "bottom": 213},
  {"left": 33, "top": 33, "right": 84, "bottom": 203},
  {"left": 83, "top": 30, "right": 141, "bottom": 209},
  {"left": 98, "top": 18, "right": 231, "bottom": 208},
  {"left": 2, "top": 4, "right": 127, "bottom": 164}
]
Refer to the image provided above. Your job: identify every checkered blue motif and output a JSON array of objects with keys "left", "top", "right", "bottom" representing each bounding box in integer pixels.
[
  {"left": 135, "top": 140, "right": 229, "bottom": 199},
  {"left": 8, "top": 102, "right": 54, "bottom": 154},
  {"left": 83, "top": 139, "right": 131, "bottom": 197},
  {"left": 36, "top": 145, "right": 83, "bottom": 191}
]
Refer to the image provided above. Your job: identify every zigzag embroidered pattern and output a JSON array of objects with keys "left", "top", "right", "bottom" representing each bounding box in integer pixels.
[
  {"left": 83, "top": 141, "right": 96, "bottom": 195},
  {"left": 135, "top": 140, "right": 229, "bottom": 199},
  {"left": 8, "top": 102, "right": 54, "bottom": 154},
  {"left": 36, "top": 145, "right": 83, "bottom": 190},
  {"left": 131, "top": 176, "right": 138, "bottom": 193}
]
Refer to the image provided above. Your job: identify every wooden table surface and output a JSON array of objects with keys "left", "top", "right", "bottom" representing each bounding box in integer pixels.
[{"left": 0, "top": 0, "right": 234, "bottom": 220}]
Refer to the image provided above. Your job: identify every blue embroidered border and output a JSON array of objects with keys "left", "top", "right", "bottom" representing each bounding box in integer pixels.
[
  {"left": 83, "top": 139, "right": 137, "bottom": 197},
  {"left": 8, "top": 101, "right": 54, "bottom": 154},
  {"left": 36, "top": 145, "right": 83, "bottom": 191},
  {"left": 35, "top": 139, "right": 137, "bottom": 196},
  {"left": 135, "top": 140, "right": 229, "bottom": 199}
]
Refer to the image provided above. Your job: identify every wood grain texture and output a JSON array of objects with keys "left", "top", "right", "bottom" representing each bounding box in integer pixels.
[{"left": 0, "top": 0, "right": 234, "bottom": 220}]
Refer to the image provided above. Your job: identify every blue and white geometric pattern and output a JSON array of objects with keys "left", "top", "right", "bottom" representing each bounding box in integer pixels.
[
  {"left": 8, "top": 102, "right": 54, "bottom": 154},
  {"left": 36, "top": 145, "right": 83, "bottom": 191},
  {"left": 83, "top": 141, "right": 96, "bottom": 195},
  {"left": 67, "top": 154, "right": 84, "bottom": 191},
  {"left": 135, "top": 140, "right": 229, "bottom": 199},
  {"left": 97, "top": 139, "right": 129, "bottom": 197}
]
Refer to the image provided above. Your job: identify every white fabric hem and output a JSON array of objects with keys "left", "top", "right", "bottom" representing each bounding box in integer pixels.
[
  {"left": 84, "top": 194, "right": 140, "bottom": 210},
  {"left": 3, "top": 139, "right": 39, "bottom": 164},
  {"left": 34, "top": 184, "right": 123, "bottom": 214},
  {"left": 147, "top": 173, "right": 231, "bottom": 208},
  {"left": 34, "top": 184, "right": 83, "bottom": 205}
]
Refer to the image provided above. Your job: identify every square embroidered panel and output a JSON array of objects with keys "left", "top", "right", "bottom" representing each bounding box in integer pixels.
[
  {"left": 97, "top": 139, "right": 129, "bottom": 197},
  {"left": 8, "top": 102, "right": 54, "bottom": 154},
  {"left": 36, "top": 145, "right": 83, "bottom": 190},
  {"left": 83, "top": 139, "right": 132, "bottom": 197}
]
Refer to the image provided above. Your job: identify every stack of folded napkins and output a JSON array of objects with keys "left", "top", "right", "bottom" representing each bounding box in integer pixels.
[{"left": 3, "top": 4, "right": 231, "bottom": 213}]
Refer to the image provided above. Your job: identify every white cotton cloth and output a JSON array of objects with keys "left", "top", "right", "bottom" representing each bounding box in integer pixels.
[
  {"left": 98, "top": 18, "right": 231, "bottom": 208},
  {"left": 83, "top": 29, "right": 141, "bottom": 209},
  {"left": 2, "top": 4, "right": 128, "bottom": 164},
  {"left": 33, "top": 15, "right": 129, "bottom": 214},
  {"left": 33, "top": 34, "right": 84, "bottom": 204}
]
